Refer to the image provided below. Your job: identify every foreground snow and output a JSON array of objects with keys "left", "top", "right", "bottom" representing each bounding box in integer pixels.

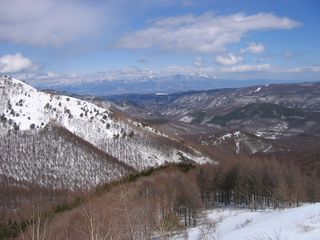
[{"left": 174, "top": 204, "right": 320, "bottom": 240}]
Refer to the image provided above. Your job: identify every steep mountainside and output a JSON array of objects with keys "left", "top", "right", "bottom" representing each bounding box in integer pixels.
[{"left": 0, "top": 76, "right": 211, "bottom": 189}]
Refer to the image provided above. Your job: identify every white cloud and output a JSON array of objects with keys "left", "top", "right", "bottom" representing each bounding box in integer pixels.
[
  {"left": 117, "top": 12, "right": 300, "bottom": 53},
  {"left": 241, "top": 42, "right": 265, "bottom": 54},
  {"left": 0, "top": 53, "right": 35, "bottom": 73},
  {"left": 193, "top": 57, "right": 204, "bottom": 67},
  {"left": 221, "top": 64, "right": 272, "bottom": 72},
  {"left": 216, "top": 53, "right": 242, "bottom": 65},
  {"left": 0, "top": 0, "right": 105, "bottom": 46}
]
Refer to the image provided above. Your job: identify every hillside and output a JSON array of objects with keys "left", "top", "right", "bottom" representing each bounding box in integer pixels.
[
  {"left": 0, "top": 76, "right": 211, "bottom": 189},
  {"left": 0, "top": 124, "right": 133, "bottom": 190}
]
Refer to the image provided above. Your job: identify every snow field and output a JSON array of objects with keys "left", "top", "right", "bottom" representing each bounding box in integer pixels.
[{"left": 173, "top": 204, "right": 320, "bottom": 240}]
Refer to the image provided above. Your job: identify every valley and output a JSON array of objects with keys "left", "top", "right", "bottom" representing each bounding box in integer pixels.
[
  {"left": 107, "top": 82, "right": 320, "bottom": 168},
  {"left": 0, "top": 76, "right": 319, "bottom": 239}
]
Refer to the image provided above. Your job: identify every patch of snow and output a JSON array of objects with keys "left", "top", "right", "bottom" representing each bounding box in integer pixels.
[
  {"left": 254, "top": 87, "right": 262, "bottom": 93},
  {"left": 234, "top": 131, "right": 241, "bottom": 137},
  {"left": 255, "top": 131, "right": 264, "bottom": 137},
  {"left": 218, "top": 133, "right": 233, "bottom": 140},
  {"left": 235, "top": 142, "right": 240, "bottom": 154},
  {"left": 180, "top": 116, "right": 194, "bottom": 123}
]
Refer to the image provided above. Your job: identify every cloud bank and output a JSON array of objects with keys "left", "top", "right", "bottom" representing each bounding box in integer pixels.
[{"left": 117, "top": 12, "right": 300, "bottom": 53}]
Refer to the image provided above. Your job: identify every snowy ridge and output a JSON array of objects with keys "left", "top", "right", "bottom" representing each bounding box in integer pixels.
[
  {"left": 0, "top": 76, "right": 118, "bottom": 135},
  {"left": 0, "top": 76, "right": 212, "bottom": 188}
]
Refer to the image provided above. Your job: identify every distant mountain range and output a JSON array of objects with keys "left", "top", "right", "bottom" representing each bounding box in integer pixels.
[{"left": 31, "top": 73, "right": 316, "bottom": 96}]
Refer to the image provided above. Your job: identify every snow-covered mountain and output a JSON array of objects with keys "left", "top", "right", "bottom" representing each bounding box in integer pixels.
[{"left": 0, "top": 76, "right": 211, "bottom": 189}]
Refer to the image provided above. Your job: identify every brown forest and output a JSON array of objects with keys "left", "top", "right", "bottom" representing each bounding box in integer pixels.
[{"left": 1, "top": 157, "right": 319, "bottom": 240}]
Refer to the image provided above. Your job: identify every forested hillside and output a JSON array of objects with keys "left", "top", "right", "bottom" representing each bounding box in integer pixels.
[{"left": 1, "top": 158, "right": 317, "bottom": 240}]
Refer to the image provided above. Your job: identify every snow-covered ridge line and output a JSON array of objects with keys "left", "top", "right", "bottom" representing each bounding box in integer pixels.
[{"left": 0, "top": 76, "right": 116, "bottom": 132}]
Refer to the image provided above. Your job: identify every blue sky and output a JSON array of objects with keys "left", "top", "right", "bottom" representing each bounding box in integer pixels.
[{"left": 0, "top": 0, "right": 319, "bottom": 85}]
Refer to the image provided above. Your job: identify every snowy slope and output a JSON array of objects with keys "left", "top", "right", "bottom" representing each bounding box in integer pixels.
[
  {"left": 0, "top": 76, "right": 211, "bottom": 172},
  {"left": 174, "top": 204, "right": 320, "bottom": 240},
  {"left": 0, "top": 76, "right": 120, "bottom": 135}
]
